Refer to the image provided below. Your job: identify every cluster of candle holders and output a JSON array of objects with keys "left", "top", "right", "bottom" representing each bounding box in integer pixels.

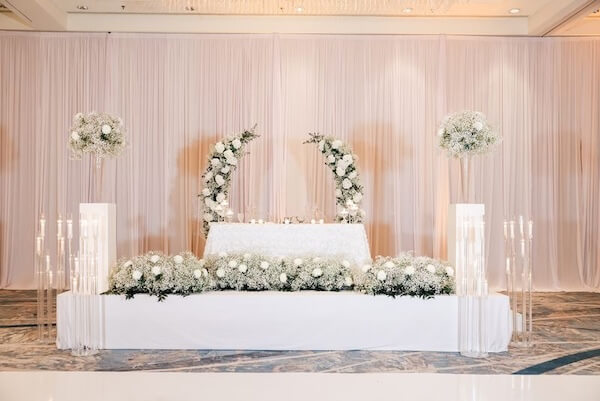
[
  {"left": 504, "top": 216, "right": 534, "bottom": 347},
  {"left": 456, "top": 216, "right": 489, "bottom": 358}
]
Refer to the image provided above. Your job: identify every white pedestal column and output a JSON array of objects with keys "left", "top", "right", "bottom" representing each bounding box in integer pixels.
[{"left": 79, "top": 203, "right": 116, "bottom": 294}]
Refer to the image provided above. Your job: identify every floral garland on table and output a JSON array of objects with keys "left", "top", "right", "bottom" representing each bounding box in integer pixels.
[
  {"left": 199, "top": 127, "right": 259, "bottom": 236},
  {"left": 68, "top": 112, "right": 128, "bottom": 161},
  {"left": 108, "top": 251, "right": 454, "bottom": 301},
  {"left": 437, "top": 111, "right": 500, "bottom": 158},
  {"left": 354, "top": 254, "right": 455, "bottom": 298},
  {"left": 304, "top": 133, "right": 365, "bottom": 223}
]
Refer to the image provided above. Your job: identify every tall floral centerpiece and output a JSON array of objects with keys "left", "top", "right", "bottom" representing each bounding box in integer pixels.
[{"left": 437, "top": 111, "right": 499, "bottom": 201}]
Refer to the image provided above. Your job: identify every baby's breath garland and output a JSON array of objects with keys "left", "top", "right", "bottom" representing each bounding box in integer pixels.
[
  {"left": 108, "top": 251, "right": 454, "bottom": 301},
  {"left": 304, "top": 133, "right": 365, "bottom": 224},
  {"left": 199, "top": 126, "right": 259, "bottom": 236}
]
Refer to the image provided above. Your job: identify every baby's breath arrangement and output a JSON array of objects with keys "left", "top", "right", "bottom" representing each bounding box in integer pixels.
[
  {"left": 437, "top": 111, "right": 500, "bottom": 158},
  {"left": 68, "top": 112, "right": 127, "bottom": 162}
]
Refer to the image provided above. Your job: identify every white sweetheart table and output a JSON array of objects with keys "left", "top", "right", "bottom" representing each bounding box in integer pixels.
[{"left": 203, "top": 223, "right": 372, "bottom": 265}]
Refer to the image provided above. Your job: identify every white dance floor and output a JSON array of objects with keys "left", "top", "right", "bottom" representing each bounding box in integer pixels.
[{"left": 57, "top": 291, "right": 510, "bottom": 352}]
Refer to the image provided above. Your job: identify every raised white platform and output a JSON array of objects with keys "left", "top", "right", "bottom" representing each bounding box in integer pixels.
[{"left": 57, "top": 291, "right": 511, "bottom": 352}]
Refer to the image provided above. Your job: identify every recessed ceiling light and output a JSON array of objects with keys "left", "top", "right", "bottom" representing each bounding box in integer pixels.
[
  {"left": 76, "top": 5, "right": 88, "bottom": 11},
  {"left": 509, "top": 8, "right": 521, "bottom": 14},
  {"left": 295, "top": 6, "right": 304, "bottom": 13},
  {"left": 402, "top": 8, "right": 413, "bottom": 14}
]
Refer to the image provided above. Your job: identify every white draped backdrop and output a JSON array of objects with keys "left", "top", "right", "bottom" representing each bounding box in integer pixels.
[{"left": 0, "top": 32, "right": 599, "bottom": 290}]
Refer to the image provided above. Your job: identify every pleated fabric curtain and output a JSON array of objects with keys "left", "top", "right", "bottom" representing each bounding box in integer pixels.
[{"left": 0, "top": 32, "right": 599, "bottom": 290}]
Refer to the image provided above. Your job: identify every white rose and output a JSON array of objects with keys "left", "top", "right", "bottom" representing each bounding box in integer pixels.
[
  {"left": 326, "top": 155, "right": 336, "bottom": 164},
  {"left": 226, "top": 157, "right": 237, "bottom": 166},
  {"left": 344, "top": 276, "right": 353, "bottom": 287},
  {"left": 335, "top": 189, "right": 342, "bottom": 197},
  {"left": 151, "top": 265, "right": 162, "bottom": 276},
  {"left": 260, "top": 261, "right": 270, "bottom": 270},
  {"left": 204, "top": 171, "right": 213, "bottom": 182},
  {"left": 202, "top": 268, "right": 208, "bottom": 277},
  {"left": 211, "top": 158, "right": 221, "bottom": 167},
  {"left": 132, "top": 270, "right": 142, "bottom": 281},
  {"left": 221, "top": 166, "right": 230, "bottom": 174},
  {"left": 279, "top": 273, "right": 288, "bottom": 283},
  {"left": 312, "top": 268, "right": 323, "bottom": 278},
  {"left": 426, "top": 264, "right": 436, "bottom": 273},
  {"left": 193, "top": 269, "right": 202, "bottom": 279},
  {"left": 473, "top": 121, "right": 484, "bottom": 131},
  {"left": 361, "top": 264, "right": 371, "bottom": 273},
  {"left": 101, "top": 124, "right": 112, "bottom": 135},
  {"left": 201, "top": 188, "right": 211, "bottom": 196},
  {"left": 318, "top": 140, "right": 325, "bottom": 151},
  {"left": 203, "top": 213, "right": 214, "bottom": 222},
  {"left": 331, "top": 140, "right": 342, "bottom": 149},
  {"left": 228, "top": 260, "right": 238, "bottom": 268},
  {"left": 71, "top": 131, "right": 80, "bottom": 141},
  {"left": 405, "top": 265, "right": 415, "bottom": 275},
  {"left": 348, "top": 171, "right": 357, "bottom": 179},
  {"left": 218, "top": 252, "right": 228, "bottom": 258},
  {"left": 173, "top": 255, "right": 184, "bottom": 264},
  {"left": 224, "top": 149, "right": 234, "bottom": 159},
  {"left": 232, "top": 139, "right": 242, "bottom": 149},
  {"left": 123, "top": 260, "right": 133, "bottom": 268},
  {"left": 216, "top": 193, "right": 226, "bottom": 203},
  {"left": 238, "top": 264, "right": 248, "bottom": 273},
  {"left": 293, "top": 258, "right": 303, "bottom": 267},
  {"left": 352, "top": 193, "right": 362, "bottom": 203},
  {"left": 336, "top": 166, "right": 347, "bottom": 177},
  {"left": 445, "top": 266, "right": 454, "bottom": 277},
  {"left": 214, "top": 142, "right": 225, "bottom": 153},
  {"left": 150, "top": 255, "right": 160, "bottom": 264},
  {"left": 342, "top": 154, "right": 353, "bottom": 163},
  {"left": 216, "top": 268, "right": 225, "bottom": 278},
  {"left": 383, "top": 261, "right": 395, "bottom": 269},
  {"left": 342, "top": 179, "right": 352, "bottom": 189},
  {"left": 215, "top": 175, "right": 225, "bottom": 186},
  {"left": 341, "top": 260, "right": 351, "bottom": 268},
  {"left": 377, "top": 270, "right": 387, "bottom": 281}
]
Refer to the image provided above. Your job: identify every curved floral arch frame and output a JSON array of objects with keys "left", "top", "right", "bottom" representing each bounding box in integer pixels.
[{"left": 304, "top": 133, "right": 365, "bottom": 224}]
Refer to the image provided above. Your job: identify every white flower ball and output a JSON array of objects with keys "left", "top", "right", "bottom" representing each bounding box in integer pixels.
[
  {"left": 426, "top": 264, "right": 436, "bottom": 273},
  {"left": 404, "top": 265, "right": 415, "bottom": 275},
  {"left": 215, "top": 175, "right": 225, "bottom": 186},
  {"left": 151, "top": 265, "right": 162, "bottom": 276},
  {"left": 71, "top": 131, "right": 80, "bottom": 141},
  {"left": 353, "top": 193, "right": 362, "bottom": 203},
  {"left": 201, "top": 188, "right": 211, "bottom": 196},
  {"left": 132, "top": 270, "right": 142, "bottom": 281},
  {"left": 173, "top": 255, "right": 184, "bottom": 264},
  {"left": 342, "top": 154, "right": 353, "bottom": 163},
  {"left": 221, "top": 166, "right": 230, "bottom": 174},
  {"left": 216, "top": 193, "right": 226, "bottom": 203},
  {"left": 342, "top": 178, "right": 352, "bottom": 189},
  {"left": 279, "top": 273, "right": 288, "bottom": 283},
  {"left": 211, "top": 158, "right": 221, "bottom": 167},
  {"left": 150, "top": 254, "right": 160, "bottom": 264},
  {"left": 473, "top": 121, "right": 484, "bottom": 131},
  {"left": 193, "top": 269, "right": 202, "bottom": 279},
  {"left": 341, "top": 260, "right": 351, "bottom": 268},
  {"left": 445, "top": 266, "right": 454, "bottom": 277},
  {"left": 383, "top": 261, "right": 395, "bottom": 269},
  {"left": 101, "top": 124, "right": 112, "bottom": 135},
  {"left": 226, "top": 157, "right": 238, "bottom": 166},
  {"left": 232, "top": 138, "right": 242, "bottom": 149},
  {"left": 376, "top": 270, "right": 387, "bottom": 281},
  {"left": 216, "top": 268, "right": 225, "bottom": 278},
  {"left": 361, "top": 264, "right": 372, "bottom": 273},
  {"left": 215, "top": 142, "right": 225, "bottom": 153},
  {"left": 293, "top": 258, "right": 303, "bottom": 267},
  {"left": 203, "top": 213, "right": 214, "bottom": 222},
  {"left": 260, "top": 261, "right": 270, "bottom": 270},
  {"left": 326, "top": 154, "right": 336, "bottom": 164},
  {"left": 228, "top": 260, "right": 238, "bottom": 268},
  {"left": 312, "top": 268, "right": 323, "bottom": 278},
  {"left": 238, "top": 264, "right": 248, "bottom": 273},
  {"left": 348, "top": 171, "right": 357, "bottom": 180},
  {"left": 336, "top": 166, "right": 347, "bottom": 177},
  {"left": 224, "top": 149, "right": 234, "bottom": 159},
  {"left": 331, "top": 140, "right": 342, "bottom": 149},
  {"left": 344, "top": 276, "right": 353, "bottom": 287},
  {"left": 123, "top": 260, "right": 133, "bottom": 268},
  {"left": 318, "top": 140, "right": 325, "bottom": 151}
]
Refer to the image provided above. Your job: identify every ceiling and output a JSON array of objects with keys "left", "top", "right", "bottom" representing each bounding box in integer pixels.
[{"left": 1, "top": 0, "right": 599, "bottom": 35}]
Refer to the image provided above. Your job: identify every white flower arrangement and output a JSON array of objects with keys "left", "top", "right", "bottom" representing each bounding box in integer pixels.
[
  {"left": 437, "top": 111, "right": 500, "bottom": 158},
  {"left": 108, "top": 252, "right": 455, "bottom": 301},
  {"left": 304, "top": 133, "right": 365, "bottom": 223},
  {"left": 68, "top": 112, "right": 127, "bottom": 161},
  {"left": 199, "top": 126, "right": 259, "bottom": 236},
  {"left": 354, "top": 254, "right": 455, "bottom": 298}
]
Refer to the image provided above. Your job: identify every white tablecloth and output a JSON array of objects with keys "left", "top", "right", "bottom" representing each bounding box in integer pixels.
[{"left": 203, "top": 223, "right": 372, "bottom": 265}]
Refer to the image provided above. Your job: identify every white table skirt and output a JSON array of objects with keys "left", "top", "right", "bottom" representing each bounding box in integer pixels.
[
  {"left": 56, "top": 291, "right": 511, "bottom": 352},
  {"left": 203, "top": 223, "right": 372, "bottom": 265}
]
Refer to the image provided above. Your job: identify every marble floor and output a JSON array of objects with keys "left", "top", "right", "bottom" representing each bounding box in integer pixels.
[{"left": 1, "top": 290, "right": 599, "bottom": 375}]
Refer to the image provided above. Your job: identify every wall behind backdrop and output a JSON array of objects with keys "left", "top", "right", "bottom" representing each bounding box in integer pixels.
[{"left": 0, "top": 32, "right": 599, "bottom": 290}]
